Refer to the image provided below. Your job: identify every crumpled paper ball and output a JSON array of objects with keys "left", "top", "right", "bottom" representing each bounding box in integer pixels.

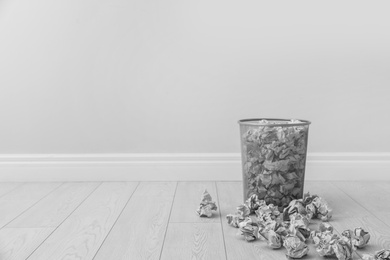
[
  {"left": 283, "top": 200, "right": 307, "bottom": 221},
  {"left": 341, "top": 229, "right": 354, "bottom": 240},
  {"left": 245, "top": 194, "right": 265, "bottom": 214},
  {"left": 362, "top": 249, "right": 390, "bottom": 260},
  {"left": 342, "top": 227, "right": 370, "bottom": 249},
  {"left": 353, "top": 227, "right": 370, "bottom": 248},
  {"left": 318, "top": 222, "right": 333, "bottom": 233},
  {"left": 267, "top": 230, "right": 282, "bottom": 249},
  {"left": 226, "top": 214, "right": 245, "bottom": 228},
  {"left": 302, "top": 192, "right": 319, "bottom": 219},
  {"left": 305, "top": 203, "right": 317, "bottom": 220},
  {"left": 312, "top": 229, "right": 339, "bottom": 257},
  {"left": 258, "top": 218, "right": 288, "bottom": 241},
  {"left": 197, "top": 204, "right": 216, "bottom": 218},
  {"left": 291, "top": 213, "right": 310, "bottom": 228},
  {"left": 237, "top": 217, "right": 253, "bottom": 228},
  {"left": 283, "top": 234, "right": 309, "bottom": 259},
  {"left": 331, "top": 238, "right": 355, "bottom": 260},
  {"left": 255, "top": 203, "right": 280, "bottom": 224},
  {"left": 238, "top": 222, "right": 259, "bottom": 242},
  {"left": 289, "top": 218, "right": 311, "bottom": 242},
  {"left": 375, "top": 249, "right": 390, "bottom": 260},
  {"left": 311, "top": 196, "right": 332, "bottom": 221},
  {"left": 302, "top": 192, "right": 318, "bottom": 205},
  {"left": 196, "top": 190, "right": 217, "bottom": 217},
  {"left": 237, "top": 204, "right": 251, "bottom": 218}
]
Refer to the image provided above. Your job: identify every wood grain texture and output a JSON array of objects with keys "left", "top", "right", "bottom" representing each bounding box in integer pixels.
[
  {"left": 0, "top": 183, "right": 62, "bottom": 228},
  {"left": 8, "top": 182, "right": 100, "bottom": 228},
  {"left": 0, "top": 183, "right": 22, "bottom": 198},
  {"left": 304, "top": 181, "right": 372, "bottom": 219},
  {"left": 170, "top": 182, "right": 220, "bottom": 223},
  {"left": 332, "top": 181, "right": 390, "bottom": 223},
  {"left": 0, "top": 228, "right": 53, "bottom": 260},
  {"left": 94, "top": 182, "right": 176, "bottom": 260},
  {"left": 160, "top": 223, "right": 226, "bottom": 260},
  {"left": 329, "top": 181, "right": 390, "bottom": 258},
  {"left": 0, "top": 181, "right": 388, "bottom": 260},
  {"left": 376, "top": 213, "right": 390, "bottom": 227},
  {"left": 27, "top": 182, "right": 138, "bottom": 260}
]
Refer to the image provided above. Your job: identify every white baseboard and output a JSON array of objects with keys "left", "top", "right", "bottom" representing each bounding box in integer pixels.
[{"left": 0, "top": 153, "right": 389, "bottom": 181}]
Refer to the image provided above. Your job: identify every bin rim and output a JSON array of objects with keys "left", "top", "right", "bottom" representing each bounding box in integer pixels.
[{"left": 238, "top": 118, "right": 311, "bottom": 127}]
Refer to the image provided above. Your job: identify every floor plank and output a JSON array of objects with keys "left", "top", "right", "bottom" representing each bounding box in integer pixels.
[
  {"left": 0, "top": 228, "right": 53, "bottom": 260},
  {"left": 8, "top": 182, "right": 100, "bottom": 228},
  {"left": 329, "top": 181, "right": 390, "bottom": 258},
  {"left": 0, "top": 183, "right": 22, "bottom": 198},
  {"left": 160, "top": 223, "right": 226, "bottom": 260},
  {"left": 0, "top": 181, "right": 387, "bottom": 260},
  {"left": 27, "top": 182, "right": 138, "bottom": 260},
  {"left": 376, "top": 213, "right": 390, "bottom": 227},
  {"left": 0, "top": 183, "right": 62, "bottom": 228},
  {"left": 170, "top": 182, "right": 220, "bottom": 223},
  {"left": 332, "top": 181, "right": 390, "bottom": 224},
  {"left": 304, "top": 181, "right": 372, "bottom": 219},
  {"left": 93, "top": 182, "right": 176, "bottom": 260}
]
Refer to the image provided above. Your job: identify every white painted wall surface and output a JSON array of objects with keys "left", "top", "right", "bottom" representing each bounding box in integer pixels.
[{"left": 0, "top": 0, "right": 389, "bottom": 154}]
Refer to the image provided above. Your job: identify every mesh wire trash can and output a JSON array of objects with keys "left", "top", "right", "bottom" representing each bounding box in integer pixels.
[{"left": 238, "top": 118, "right": 311, "bottom": 210}]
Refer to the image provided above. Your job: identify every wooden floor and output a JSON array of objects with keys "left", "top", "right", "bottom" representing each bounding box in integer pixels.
[{"left": 0, "top": 182, "right": 389, "bottom": 260}]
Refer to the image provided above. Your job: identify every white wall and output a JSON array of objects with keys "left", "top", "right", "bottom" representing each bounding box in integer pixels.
[{"left": 1, "top": 0, "right": 389, "bottom": 154}]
